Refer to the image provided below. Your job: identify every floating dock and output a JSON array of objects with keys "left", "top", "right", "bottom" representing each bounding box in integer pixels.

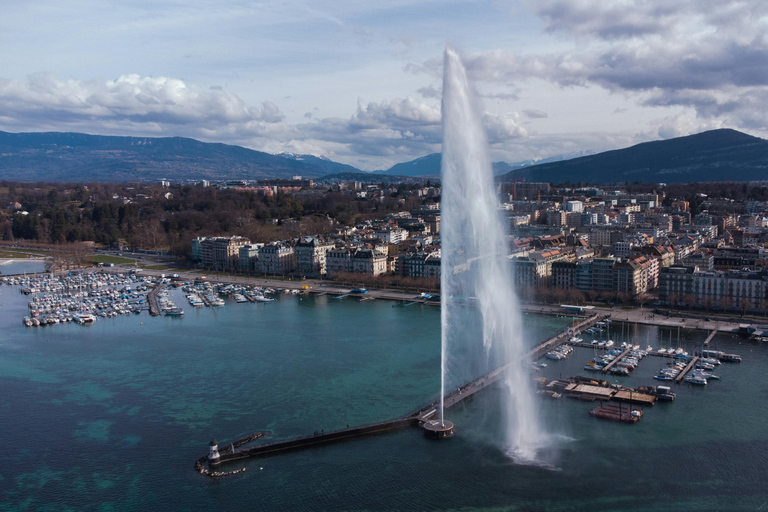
[
  {"left": 589, "top": 402, "right": 642, "bottom": 423},
  {"left": 612, "top": 390, "right": 656, "bottom": 406}
]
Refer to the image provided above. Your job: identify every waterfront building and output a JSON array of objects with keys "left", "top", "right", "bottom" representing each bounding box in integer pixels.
[
  {"left": 660, "top": 266, "right": 768, "bottom": 309},
  {"left": 198, "top": 236, "right": 250, "bottom": 271},
  {"left": 551, "top": 261, "right": 577, "bottom": 289},
  {"left": 295, "top": 236, "right": 333, "bottom": 276},
  {"left": 326, "top": 247, "right": 353, "bottom": 276},
  {"left": 191, "top": 237, "right": 206, "bottom": 262},
  {"left": 238, "top": 243, "right": 262, "bottom": 272},
  {"left": 258, "top": 242, "right": 295, "bottom": 275},
  {"left": 396, "top": 251, "right": 441, "bottom": 279},
  {"left": 352, "top": 248, "right": 388, "bottom": 276},
  {"left": 591, "top": 257, "right": 616, "bottom": 293}
]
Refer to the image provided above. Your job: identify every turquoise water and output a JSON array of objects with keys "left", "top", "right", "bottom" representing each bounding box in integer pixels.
[{"left": 0, "top": 286, "right": 766, "bottom": 511}]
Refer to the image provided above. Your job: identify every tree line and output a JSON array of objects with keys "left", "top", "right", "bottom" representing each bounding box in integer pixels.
[{"left": 0, "top": 181, "right": 428, "bottom": 256}]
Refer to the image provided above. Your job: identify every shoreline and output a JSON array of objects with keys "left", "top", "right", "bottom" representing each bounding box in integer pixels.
[{"left": 19, "top": 264, "right": 768, "bottom": 334}]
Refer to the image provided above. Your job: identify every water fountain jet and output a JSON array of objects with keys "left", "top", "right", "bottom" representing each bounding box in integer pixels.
[{"left": 437, "top": 44, "right": 546, "bottom": 461}]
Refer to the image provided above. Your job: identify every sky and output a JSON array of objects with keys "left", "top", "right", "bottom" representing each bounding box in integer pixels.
[{"left": 1, "top": 0, "right": 767, "bottom": 170}]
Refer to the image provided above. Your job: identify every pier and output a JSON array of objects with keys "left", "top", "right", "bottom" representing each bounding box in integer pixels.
[
  {"left": 675, "top": 356, "right": 699, "bottom": 383},
  {"left": 147, "top": 284, "right": 165, "bottom": 316},
  {"left": 703, "top": 330, "right": 717, "bottom": 346},
  {"left": 197, "top": 313, "right": 609, "bottom": 472},
  {"left": 601, "top": 347, "right": 632, "bottom": 373},
  {"left": 529, "top": 313, "right": 606, "bottom": 360}
]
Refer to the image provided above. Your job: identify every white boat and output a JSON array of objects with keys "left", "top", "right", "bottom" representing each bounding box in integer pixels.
[
  {"left": 545, "top": 351, "right": 566, "bottom": 360},
  {"left": 75, "top": 312, "right": 96, "bottom": 324},
  {"left": 684, "top": 375, "right": 707, "bottom": 385},
  {"left": 605, "top": 340, "right": 614, "bottom": 348},
  {"left": 569, "top": 336, "right": 583, "bottom": 343},
  {"left": 253, "top": 295, "right": 275, "bottom": 303}
]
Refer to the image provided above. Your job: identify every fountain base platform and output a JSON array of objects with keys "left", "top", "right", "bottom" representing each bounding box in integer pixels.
[{"left": 423, "top": 420, "right": 454, "bottom": 439}]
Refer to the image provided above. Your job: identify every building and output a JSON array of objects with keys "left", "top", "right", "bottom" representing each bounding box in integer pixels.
[
  {"left": 547, "top": 210, "right": 566, "bottom": 227},
  {"left": 295, "top": 236, "right": 333, "bottom": 276},
  {"left": 258, "top": 242, "right": 295, "bottom": 274},
  {"left": 197, "top": 236, "right": 250, "bottom": 271},
  {"left": 373, "top": 226, "right": 409, "bottom": 244},
  {"left": 614, "top": 255, "right": 658, "bottom": 296},
  {"left": 591, "top": 258, "right": 616, "bottom": 293},
  {"left": 660, "top": 267, "right": 768, "bottom": 309},
  {"left": 351, "top": 248, "right": 388, "bottom": 276},
  {"left": 326, "top": 247, "right": 353, "bottom": 276},
  {"left": 238, "top": 243, "right": 262, "bottom": 272},
  {"left": 396, "top": 251, "right": 441, "bottom": 279},
  {"left": 551, "top": 261, "right": 577, "bottom": 289}
]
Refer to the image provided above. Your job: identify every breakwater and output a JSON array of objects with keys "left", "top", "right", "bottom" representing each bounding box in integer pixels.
[{"left": 198, "top": 314, "right": 605, "bottom": 472}]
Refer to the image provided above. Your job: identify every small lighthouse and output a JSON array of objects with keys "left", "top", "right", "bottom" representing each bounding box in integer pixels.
[{"left": 208, "top": 439, "right": 220, "bottom": 461}]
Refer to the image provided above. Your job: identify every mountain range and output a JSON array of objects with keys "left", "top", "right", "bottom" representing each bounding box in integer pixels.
[
  {"left": 0, "top": 131, "right": 357, "bottom": 183},
  {"left": 0, "top": 128, "right": 765, "bottom": 184},
  {"left": 374, "top": 151, "right": 594, "bottom": 177},
  {"left": 499, "top": 129, "right": 768, "bottom": 184}
]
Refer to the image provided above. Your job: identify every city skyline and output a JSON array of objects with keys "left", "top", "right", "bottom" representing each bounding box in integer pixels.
[{"left": 2, "top": 0, "right": 767, "bottom": 170}]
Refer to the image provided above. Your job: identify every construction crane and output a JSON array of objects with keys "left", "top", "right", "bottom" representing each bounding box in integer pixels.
[{"left": 512, "top": 178, "right": 526, "bottom": 201}]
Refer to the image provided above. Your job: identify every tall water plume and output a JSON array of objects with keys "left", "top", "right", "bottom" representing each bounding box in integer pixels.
[{"left": 440, "top": 44, "right": 545, "bottom": 462}]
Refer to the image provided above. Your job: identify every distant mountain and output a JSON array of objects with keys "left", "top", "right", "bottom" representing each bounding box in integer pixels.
[
  {"left": 315, "top": 171, "right": 431, "bottom": 185},
  {"left": 500, "top": 129, "right": 768, "bottom": 184},
  {"left": 0, "top": 131, "right": 363, "bottom": 183},
  {"left": 376, "top": 153, "right": 442, "bottom": 176},
  {"left": 377, "top": 151, "right": 590, "bottom": 177},
  {"left": 277, "top": 153, "right": 362, "bottom": 175}
]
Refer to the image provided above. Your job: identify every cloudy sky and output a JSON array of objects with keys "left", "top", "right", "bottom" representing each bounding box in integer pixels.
[{"left": 2, "top": 0, "right": 767, "bottom": 170}]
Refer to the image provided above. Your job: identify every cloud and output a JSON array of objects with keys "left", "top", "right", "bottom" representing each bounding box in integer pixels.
[
  {"left": 481, "top": 112, "right": 528, "bottom": 143},
  {"left": 0, "top": 73, "right": 286, "bottom": 130},
  {"left": 402, "top": 1, "right": 768, "bottom": 133},
  {"left": 417, "top": 84, "right": 441, "bottom": 99},
  {"left": 535, "top": 0, "right": 683, "bottom": 40},
  {"left": 522, "top": 109, "right": 548, "bottom": 119}
]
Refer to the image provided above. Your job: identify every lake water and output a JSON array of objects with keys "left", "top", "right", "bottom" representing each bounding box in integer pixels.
[
  {"left": 0, "top": 285, "right": 766, "bottom": 511},
  {"left": 0, "top": 259, "right": 46, "bottom": 276}
]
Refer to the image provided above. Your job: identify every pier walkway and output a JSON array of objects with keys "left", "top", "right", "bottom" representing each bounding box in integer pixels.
[
  {"left": 148, "top": 284, "right": 165, "bottom": 316},
  {"left": 675, "top": 356, "right": 699, "bottom": 383},
  {"left": 703, "top": 330, "right": 718, "bottom": 346},
  {"left": 601, "top": 347, "right": 632, "bottom": 373},
  {"left": 529, "top": 313, "right": 606, "bottom": 360},
  {"left": 199, "top": 313, "right": 607, "bottom": 471}
]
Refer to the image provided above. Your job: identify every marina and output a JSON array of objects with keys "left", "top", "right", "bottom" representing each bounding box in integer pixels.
[{"left": 0, "top": 271, "right": 766, "bottom": 511}]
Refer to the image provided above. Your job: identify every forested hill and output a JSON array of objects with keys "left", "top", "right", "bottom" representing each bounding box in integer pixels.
[
  {"left": 0, "top": 131, "right": 361, "bottom": 182},
  {"left": 500, "top": 129, "right": 768, "bottom": 184}
]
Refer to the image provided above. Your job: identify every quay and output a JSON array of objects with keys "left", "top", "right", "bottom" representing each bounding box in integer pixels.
[{"left": 675, "top": 356, "right": 699, "bottom": 383}]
